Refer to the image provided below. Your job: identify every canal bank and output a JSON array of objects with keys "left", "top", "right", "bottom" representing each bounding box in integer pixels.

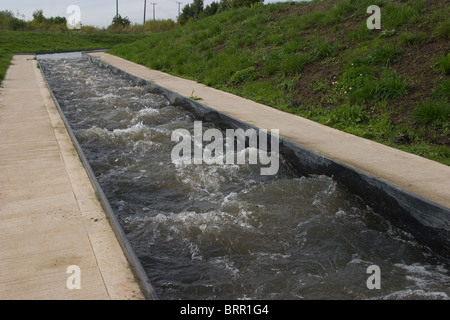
[{"left": 0, "top": 55, "right": 145, "bottom": 300}]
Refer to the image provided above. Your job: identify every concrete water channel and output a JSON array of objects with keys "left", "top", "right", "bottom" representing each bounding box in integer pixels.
[{"left": 32, "top": 51, "right": 450, "bottom": 300}]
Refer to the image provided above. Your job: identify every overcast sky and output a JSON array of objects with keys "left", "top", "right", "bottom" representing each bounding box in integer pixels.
[{"left": 2, "top": 0, "right": 289, "bottom": 28}]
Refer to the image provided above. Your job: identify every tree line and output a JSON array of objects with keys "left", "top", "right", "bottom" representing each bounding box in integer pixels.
[
  {"left": 178, "top": 0, "right": 264, "bottom": 24},
  {"left": 0, "top": 9, "right": 68, "bottom": 31},
  {"left": 0, "top": 9, "right": 177, "bottom": 33},
  {"left": 0, "top": 1, "right": 266, "bottom": 33}
]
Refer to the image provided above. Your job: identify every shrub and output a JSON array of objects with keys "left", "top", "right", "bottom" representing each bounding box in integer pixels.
[{"left": 109, "top": 15, "right": 131, "bottom": 29}]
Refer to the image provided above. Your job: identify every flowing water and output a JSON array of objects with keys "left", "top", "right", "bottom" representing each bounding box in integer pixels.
[{"left": 39, "top": 54, "right": 450, "bottom": 300}]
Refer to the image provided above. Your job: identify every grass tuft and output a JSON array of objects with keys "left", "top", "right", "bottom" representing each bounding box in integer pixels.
[
  {"left": 230, "top": 66, "right": 259, "bottom": 84},
  {"left": 433, "top": 54, "right": 450, "bottom": 75},
  {"left": 327, "top": 104, "right": 369, "bottom": 127},
  {"left": 432, "top": 79, "right": 450, "bottom": 100},
  {"left": 412, "top": 100, "right": 450, "bottom": 128}
]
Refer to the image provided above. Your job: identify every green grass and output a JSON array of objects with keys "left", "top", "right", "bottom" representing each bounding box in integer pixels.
[
  {"left": 382, "top": 1, "right": 423, "bottom": 29},
  {"left": 434, "top": 53, "right": 450, "bottom": 75},
  {"left": 309, "top": 38, "right": 339, "bottom": 61},
  {"left": 230, "top": 66, "right": 259, "bottom": 84},
  {"left": 412, "top": 100, "right": 450, "bottom": 128},
  {"left": 433, "top": 79, "right": 450, "bottom": 100},
  {"left": 431, "top": 10, "right": 450, "bottom": 39},
  {"left": 279, "top": 52, "right": 310, "bottom": 75},
  {"left": 353, "top": 70, "right": 410, "bottom": 103},
  {"left": 0, "top": 50, "right": 11, "bottom": 85},
  {"left": 396, "top": 142, "right": 450, "bottom": 166},
  {"left": 365, "top": 43, "right": 402, "bottom": 66},
  {"left": 399, "top": 32, "right": 427, "bottom": 47},
  {"left": 327, "top": 104, "right": 370, "bottom": 128},
  {"left": 0, "top": 30, "right": 148, "bottom": 82},
  {"left": 107, "top": 0, "right": 449, "bottom": 165}
]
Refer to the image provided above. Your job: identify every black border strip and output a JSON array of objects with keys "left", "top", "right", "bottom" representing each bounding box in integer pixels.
[
  {"left": 36, "top": 53, "right": 159, "bottom": 300},
  {"left": 82, "top": 52, "right": 450, "bottom": 259}
]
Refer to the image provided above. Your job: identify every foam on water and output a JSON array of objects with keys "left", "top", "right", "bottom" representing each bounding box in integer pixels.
[{"left": 37, "top": 52, "right": 83, "bottom": 60}]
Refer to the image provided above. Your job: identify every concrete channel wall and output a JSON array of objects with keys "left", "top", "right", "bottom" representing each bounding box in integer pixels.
[{"left": 79, "top": 52, "right": 450, "bottom": 259}]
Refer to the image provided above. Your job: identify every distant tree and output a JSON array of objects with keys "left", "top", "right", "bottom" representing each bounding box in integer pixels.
[
  {"left": 178, "top": 0, "right": 205, "bottom": 24},
  {"left": 191, "top": 0, "right": 204, "bottom": 18},
  {"left": 178, "top": 5, "right": 193, "bottom": 24},
  {"left": 8, "top": 17, "right": 26, "bottom": 30},
  {"left": 234, "top": 0, "right": 264, "bottom": 8},
  {"left": 0, "top": 10, "right": 26, "bottom": 30},
  {"left": 111, "top": 14, "right": 131, "bottom": 28},
  {"left": 0, "top": 10, "right": 14, "bottom": 28},
  {"left": 219, "top": 0, "right": 263, "bottom": 10},
  {"left": 178, "top": 0, "right": 263, "bottom": 23},
  {"left": 48, "top": 16, "right": 67, "bottom": 25},
  {"left": 201, "top": 1, "right": 220, "bottom": 18},
  {"left": 1, "top": 9, "right": 72, "bottom": 31},
  {"left": 32, "top": 9, "right": 46, "bottom": 24},
  {"left": 0, "top": 10, "right": 14, "bottom": 20}
]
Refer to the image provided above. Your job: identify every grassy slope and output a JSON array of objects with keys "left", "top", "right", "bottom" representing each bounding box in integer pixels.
[
  {"left": 0, "top": 30, "right": 148, "bottom": 83},
  {"left": 109, "top": 0, "right": 449, "bottom": 165}
]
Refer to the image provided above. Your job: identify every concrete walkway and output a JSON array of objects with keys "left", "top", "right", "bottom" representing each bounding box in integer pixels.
[
  {"left": 90, "top": 52, "right": 450, "bottom": 209},
  {"left": 0, "top": 55, "right": 144, "bottom": 300}
]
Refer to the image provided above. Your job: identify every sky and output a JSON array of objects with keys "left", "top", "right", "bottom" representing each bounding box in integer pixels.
[{"left": 1, "top": 0, "right": 290, "bottom": 28}]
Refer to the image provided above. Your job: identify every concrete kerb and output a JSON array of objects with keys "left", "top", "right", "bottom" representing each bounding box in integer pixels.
[
  {"left": 36, "top": 53, "right": 159, "bottom": 301},
  {"left": 82, "top": 52, "right": 450, "bottom": 259}
]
